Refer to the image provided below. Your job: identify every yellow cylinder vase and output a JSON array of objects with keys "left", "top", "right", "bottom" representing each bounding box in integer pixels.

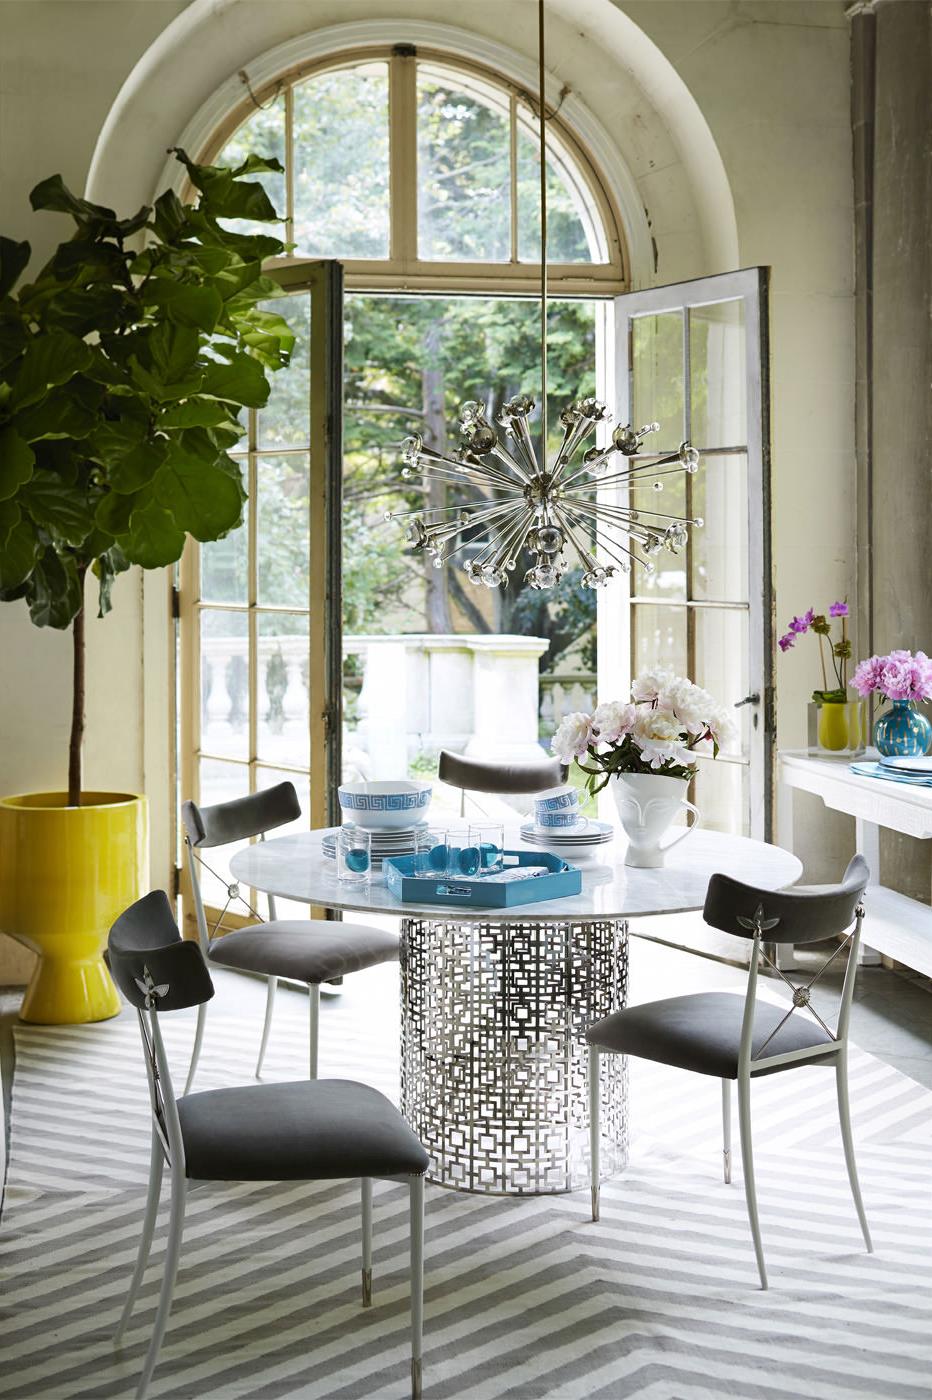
[{"left": 0, "top": 792, "right": 148, "bottom": 1024}]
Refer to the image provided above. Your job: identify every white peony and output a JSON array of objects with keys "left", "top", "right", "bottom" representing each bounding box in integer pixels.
[
  {"left": 631, "top": 668, "right": 674, "bottom": 703},
  {"left": 661, "top": 676, "right": 718, "bottom": 736},
  {"left": 591, "top": 700, "right": 637, "bottom": 744},
  {"left": 632, "top": 706, "right": 691, "bottom": 771},
  {"left": 708, "top": 703, "right": 737, "bottom": 747},
  {"left": 550, "top": 711, "right": 594, "bottom": 764}
]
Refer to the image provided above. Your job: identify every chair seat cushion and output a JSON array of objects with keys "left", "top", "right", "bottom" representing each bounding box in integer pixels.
[
  {"left": 207, "top": 920, "right": 398, "bottom": 983},
  {"left": 586, "top": 991, "right": 837, "bottom": 1079},
  {"left": 178, "top": 1078, "right": 430, "bottom": 1181}
]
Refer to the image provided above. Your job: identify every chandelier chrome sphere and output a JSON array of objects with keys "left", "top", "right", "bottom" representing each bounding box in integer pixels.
[{"left": 388, "top": 395, "right": 702, "bottom": 590}]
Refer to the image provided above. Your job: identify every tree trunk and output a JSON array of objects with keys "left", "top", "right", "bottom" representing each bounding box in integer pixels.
[
  {"left": 68, "top": 568, "right": 87, "bottom": 807},
  {"left": 422, "top": 322, "right": 454, "bottom": 634}
]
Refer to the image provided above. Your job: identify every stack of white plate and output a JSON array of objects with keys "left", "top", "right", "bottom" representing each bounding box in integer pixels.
[
  {"left": 322, "top": 821, "right": 430, "bottom": 869},
  {"left": 520, "top": 817, "right": 614, "bottom": 864},
  {"left": 851, "top": 756, "right": 932, "bottom": 787}
]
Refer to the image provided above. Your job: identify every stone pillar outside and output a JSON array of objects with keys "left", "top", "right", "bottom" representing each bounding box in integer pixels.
[{"left": 465, "top": 635, "right": 552, "bottom": 762}]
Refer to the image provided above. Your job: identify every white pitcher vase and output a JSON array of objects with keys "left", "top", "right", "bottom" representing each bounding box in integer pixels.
[{"left": 611, "top": 772, "right": 701, "bottom": 868}]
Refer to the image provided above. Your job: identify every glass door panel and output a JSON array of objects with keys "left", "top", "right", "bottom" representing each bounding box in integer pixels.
[
  {"left": 601, "top": 269, "right": 772, "bottom": 838},
  {"left": 179, "top": 263, "right": 343, "bottom": 933}
]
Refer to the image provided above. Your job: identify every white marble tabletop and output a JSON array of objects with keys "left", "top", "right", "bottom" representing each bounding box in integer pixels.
[{"left": 230, "top": 826, "right": 803, "bottom": 925}]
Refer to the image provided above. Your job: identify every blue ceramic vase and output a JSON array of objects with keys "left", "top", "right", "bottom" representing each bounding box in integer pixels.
[{"left": 873, "top": 699, "right": 932, "bottom": 757}]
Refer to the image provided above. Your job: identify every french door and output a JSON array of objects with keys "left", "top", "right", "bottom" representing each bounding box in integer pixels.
[
  {"left": 178, "top": 261, "right": 343, "bottom": 925},
  {"left": 597, "top": 268, "right": 773, "bottom": 838}
]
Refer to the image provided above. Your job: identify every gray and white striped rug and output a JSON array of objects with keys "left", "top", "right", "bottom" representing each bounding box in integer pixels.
[{"left": 2, "top": 970, "right": 932, "bottom": 1400}]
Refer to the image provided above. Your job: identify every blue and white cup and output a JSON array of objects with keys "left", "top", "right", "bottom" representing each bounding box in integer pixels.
[{"left": 535, "top": 786, "right": 580, "bottom": 829}]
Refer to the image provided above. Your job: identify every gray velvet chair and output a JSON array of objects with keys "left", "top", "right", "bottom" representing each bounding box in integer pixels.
[
  {"left": 437, "top": 749, "right": 565, "bottom": 818},
  {"left": 181, "top": 782, "right": 399, "bottom": 1093},
  {"left": 109, "top": 890, "right": 429, "bottom": 1400},
  {"left": 587, "top": 855, "right": 873, "bottom": 1288}
]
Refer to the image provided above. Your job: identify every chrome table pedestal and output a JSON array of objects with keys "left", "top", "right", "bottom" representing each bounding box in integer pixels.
[{"left": 400, "top": 915, "right": 628, "bottom": 1195}]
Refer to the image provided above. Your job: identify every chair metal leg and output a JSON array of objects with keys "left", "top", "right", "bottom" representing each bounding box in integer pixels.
[
  {"left": 836, "top": 1057, "right": 873, "bottom": 1253},
  {"left": 409, "top": 1175, "right": 424, "bottom": 1400},
  {"left": 183, "top": 1002, "right": 206, "bottom": 1096},
  {"left": 722, "top": 1079, "right": 732, "bottom": 1184},
  {"left": 255, "top": 976, "right": 277, "bottom": 1079},
  {"left": 308, "top": 984, "right": 320, "bottom": 1079},
  {"left": 114, "top": 1127, "right": 164, "bottom": 1343},
  {"left": 361, "top": 1177, "right": 373, "bottom": 1306},
  {"left": 135, "top": 1166, "right": 186, "bottom": 1400},
  {"left": 737, "top": 1073, "right": 767, "bottom": 1289},
  {"left": 589, "top": 1046, "right": 601, "bottom": 1221}
]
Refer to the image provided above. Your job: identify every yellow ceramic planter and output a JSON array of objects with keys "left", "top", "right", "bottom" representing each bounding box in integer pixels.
[{"left": 0, "top": 791, "right": 148, "bottom": 1024}]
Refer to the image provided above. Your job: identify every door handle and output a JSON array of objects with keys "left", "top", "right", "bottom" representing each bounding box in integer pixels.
[{"left": 734, "top": 693, "right": 760, "bottom": 708}]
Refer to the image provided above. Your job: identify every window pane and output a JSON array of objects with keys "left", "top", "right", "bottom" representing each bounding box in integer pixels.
[
  {"left": 257, "top": 455, "right": 309, "bottom": 607},
  {"left": 693, "top": 757, "right": 747, "bottom": 836},
  {"left": 216, "top": 93, "right": 287, "bottom": 233},
  {"left": 257, "top": 614, "right": 310, "bottom": 769},
  {"left": 201, "top": 490, "right": 248, "bottom": 604},
  {"left": 693, "top": 607, "right": 749, "bottom": 757},
  {"left": 200, "top": 610, "right": 249, "bottom": 760},
  {"left": 629, "top": 465, "right": 687, "bottom": 600},
  {"left": 196, "top": 758, "right": 251, "bottom": 910},
  {"left": 632, "top": 604, "right": 687, "bottom": 680},
  {"left": 293, "top": 63, "right": 389, "bottom": 258},
  {"left": 631, "top": 313, "right": 685, "bottom": 452},
  {"left": 689, "top": 300, "right": 746, "bottom": 448},
  {"left": 417, "top": 66, "right": 510, "bottom": 262},
  {"left": 257, "top": 294, "right": 311, "bottom": 450},
  {"left": 692, "top": 453, "right": 748, "bottom": 602},
  {"left": 516, "top": 124, "right": 601, "bottom": 263}
]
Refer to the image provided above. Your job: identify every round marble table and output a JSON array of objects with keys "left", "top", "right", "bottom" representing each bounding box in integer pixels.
[{"left": 231, "top": 829, "right": 801, "bottom": 1197}]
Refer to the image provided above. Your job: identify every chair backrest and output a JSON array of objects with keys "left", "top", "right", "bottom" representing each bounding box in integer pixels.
[
  {"left": 181, "top": 781, "right": 301, "bottom": 849},
  {"left": 703, "top": 854, "right": 869, "bottom": 944},
  {"left": 181, "top": 782, "right": 301, "bottom": 948},
  {"left": 108, "top": 890, "right": 214, "bottom": 1170},
  {"left": 108, "top": 890, "right": 215, "bottom": 1012},
  {"left": 703, "top": 855, "right": 869, "bottom": 1075},
  {"left": 437, "top": 750, "right": 564, "bottom": 796}
]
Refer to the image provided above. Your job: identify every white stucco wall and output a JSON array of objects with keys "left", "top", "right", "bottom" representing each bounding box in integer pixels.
[{"left": 0, "top": 0, "right": 855, "bottom": 976}]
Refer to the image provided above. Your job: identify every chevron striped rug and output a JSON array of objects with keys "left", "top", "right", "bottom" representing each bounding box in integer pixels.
[{"left": 3, "top": 961, "right": 932, "bottom": 1400}]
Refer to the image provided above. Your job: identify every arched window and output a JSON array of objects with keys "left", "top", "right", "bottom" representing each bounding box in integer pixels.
[
  {"left": 180, "top": 45, "right": 631, "bottom": 915},
  {"left": 206, "top": 47, "right": 627, "bottom": 293}
]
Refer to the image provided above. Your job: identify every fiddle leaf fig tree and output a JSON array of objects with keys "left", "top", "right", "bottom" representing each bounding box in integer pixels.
[{"left": 0, "top": 149, "right": 295, "bottom": 805}]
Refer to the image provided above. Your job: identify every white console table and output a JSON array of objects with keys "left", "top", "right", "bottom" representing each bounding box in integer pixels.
[{"left": 778, "top": 749, "right": 932, "bottom": 978}]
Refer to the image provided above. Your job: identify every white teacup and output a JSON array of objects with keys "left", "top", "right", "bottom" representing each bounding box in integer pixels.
[{"left": 535, "top": 785, "right": 580, "bottom": 829}]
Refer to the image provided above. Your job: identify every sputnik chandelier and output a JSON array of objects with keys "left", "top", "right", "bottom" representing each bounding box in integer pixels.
[{"left": 386, "top": 0, "right": 702, "bottom": 592}]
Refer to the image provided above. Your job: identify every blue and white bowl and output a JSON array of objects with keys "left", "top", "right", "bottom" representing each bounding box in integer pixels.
[{"left": 338, "top": 780, "right": 432, "bottom": 831}]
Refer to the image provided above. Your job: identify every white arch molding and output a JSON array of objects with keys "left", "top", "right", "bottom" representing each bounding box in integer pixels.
[
  {"left": 86, "top": 1, "right": 739, "bottom": 285},
  {"left": 84, "top": 0, "right": 740, "bottom": 891}
]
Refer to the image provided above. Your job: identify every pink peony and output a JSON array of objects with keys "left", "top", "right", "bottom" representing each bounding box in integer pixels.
[{"left": 851, "top": 650, "right": 932, "bottom": 702}]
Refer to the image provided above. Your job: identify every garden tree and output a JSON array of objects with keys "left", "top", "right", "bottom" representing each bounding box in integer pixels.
[{"left": 0, "top": 151, "right": 293, "bottom": 803}]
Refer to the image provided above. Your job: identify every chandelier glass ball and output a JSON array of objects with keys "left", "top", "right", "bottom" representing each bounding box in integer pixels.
[{"left": 386, "top": 393, "right": 702, "bottom": 592}]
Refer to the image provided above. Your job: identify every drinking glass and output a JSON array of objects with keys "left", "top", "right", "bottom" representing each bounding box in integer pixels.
[
  {"left": 424, "top": 831, "right": 481, "bottom": 877},
  {"left": 468, "top": 823, "right": 504, "bottom": 874},
  {"left": 336, "top": 825, "right": 371, "bottom": 886}
]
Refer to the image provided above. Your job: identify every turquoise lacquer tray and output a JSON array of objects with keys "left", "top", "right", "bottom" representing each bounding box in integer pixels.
[{"left": 382, "top": 849, "right": 582, "bottom": 909}]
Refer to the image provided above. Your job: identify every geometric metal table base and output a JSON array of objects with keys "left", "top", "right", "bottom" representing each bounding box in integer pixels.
[{"left": 400, "top": 916, "right": 629, "bottom": 1195}]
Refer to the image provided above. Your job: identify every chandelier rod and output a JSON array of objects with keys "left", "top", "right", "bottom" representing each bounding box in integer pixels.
[{"left": 538, "top": 0, "right": 548, "bottom": 451}]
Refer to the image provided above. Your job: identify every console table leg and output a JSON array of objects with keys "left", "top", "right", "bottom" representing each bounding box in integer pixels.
[{"left": 855, "top": 817, "right": 883, "bottom": 965}]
